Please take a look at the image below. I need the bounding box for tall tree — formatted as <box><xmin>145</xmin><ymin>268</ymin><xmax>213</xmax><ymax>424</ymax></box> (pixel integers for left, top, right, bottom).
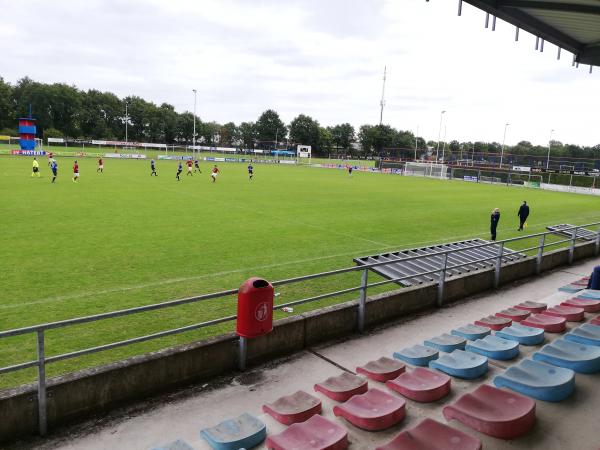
<box><xmin>289</xmin><ymin>114</ymin><xmax>320</xmax><ymax>149</ymax></box>
<box><xmin>329</xmin><ymin>123</ymin><xmax>355</xmax><ymax>152</ymax></box>
<box><xmin>255</xmin><ymin>109</ymin><xmax>286</xmax><ymax>148</ymax></box>
<box><xmin>0</xmin><ymin>77</ymin><xmax>14</xmax><ymax>131</ymax></box>
<box><xmin>238</xmin><ymin>121</ymin><xmax>257</xmax><ymax>149</ymax></box>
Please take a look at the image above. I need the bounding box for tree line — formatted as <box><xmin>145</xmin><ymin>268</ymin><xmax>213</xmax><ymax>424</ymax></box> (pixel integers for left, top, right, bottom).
<box><xmin>0</xmin><ymin>77</ymin><xmax>598</xmax><ymax>158</ymax></box>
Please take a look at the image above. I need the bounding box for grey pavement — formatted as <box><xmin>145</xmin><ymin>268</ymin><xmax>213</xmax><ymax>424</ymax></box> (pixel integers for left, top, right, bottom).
<box><xmin>11</xmin><ymin>258</ymin><xmax>600</xmax><ymax>450</ymax></box>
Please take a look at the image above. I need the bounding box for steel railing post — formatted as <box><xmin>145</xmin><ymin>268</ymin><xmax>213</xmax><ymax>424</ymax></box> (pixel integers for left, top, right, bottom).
<box><xmin>437</xmin><ymin>253</ymin><xmax>448</xmax><ymax>307</ymax></box>
<box><xmin>596</xmin><ymin>226</ymin><xmax>600</xmax><ymax>256</ymax></box>
<box><xmin>238</xmin><ymin>336</ymin><xmax>247</xmax><ymax>371</ymax></box>
<box><xmin>36</xmin><ymin>330</ymin><xmax>47</xmax><ymax>436</ymax></box>
<box><xmin>569</xmin><ymin>227</ymin><xmax>577</xmax><ymax>264</ymax></box>
<box><xmin>536</xmin><ymin>234</ymin><xmax>546</xmax><ymax>274</ymax></box>
<box><xmin>358</xmin><ymin>268</ymin><xmax>369</xmax><ymax>333</ymax></box>
<box><xmin>494</xmin><ymin>242</ymin><xmax>504</xmax><ymax>288</ymax></box>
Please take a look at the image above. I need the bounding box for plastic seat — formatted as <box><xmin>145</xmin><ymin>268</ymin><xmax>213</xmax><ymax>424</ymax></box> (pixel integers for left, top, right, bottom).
<box><xmin>493</xmin><ymin>359</ymin><xmax>575</xmax><ymax>402</ymax></box>
<box><xmin>542</xmin><ymin>305</ymin><xmax>585</xmax><ymax>322</ymax></box>
<box><xmin>266</xmin><ymin>414</ymin><xmax>348</xmax><ymax>450</ymax></box>
<box><xmin>465</xmin><ymin>335</ymin><xmax>520</xmax><ymax>360</ymax></box>
<box><xmin>262</xmin><ymin>390</ymin><xmax>322</xmax><ymax>425</ymax></box>
<box><xmin>393</xmin><ymin>345</ymin><xmax>438</xmax><ymax>366</ymax></box>
<box><xmin>200</xmin><ymin>413</ymin><xmax>266</xmax><ymax>450</ymax></box>
<box><xmin>375</xmin><ymin>418</ymin><xmax>482</xmax><ymax>450</ymax></box>
<box><xmin>151</xmin><ymin>440</ymin><xmax>195</xmax><ymax>450</ymax></box>
<box><xmin>496</xmin><ymin>308</ymin><xmax>530</xmax><ymax>322</ymax></box>
<box><xmin>514</xmin><ymin>301</ymin><xmax>547</xmax><ymax>314</ymax></box>
<box><xmin>386</xmin><ymin>367</ymin><xmax>451</xmax><ymax>402</ymax></box>
<box><xmin>495</xmin><ymin>323</ymin><xmax>545</xmax><ymax>346</ymax></box>
<box><xmin>572</xmin><ymin>277</ymin><xmax>590</xmax><ymax>286</ymax></box>
<box><xmin>451</xmin><ymin>324</ymin><xmax>491</xmax><ymax>341</ymax></box>
<box><xmin>591</xmin><ymin>317</ymin><xmax>600</xmax><ymax>326</ymax></box>
<box><xmin>443</xmin><ymin>384</ymin><xmax>536</xmax><ymax>439</ymax></box>
<box><xmin>333</xmin><ymin>388</ymin><xmax>406</xmax><ymax>431</ymax></box>
<box><xmin>424</xmin><ymin>333</ymin><xmax>466</xmax><ymax>353</ymax></box>
<box><xmin>475</xmin><ymin>315</ymin><xmax>511</xmax><ymax>331</ymax></box>
<box><xmin>429</xmin><ymin>349</ymin><xmax>488</xmax><ymax>379</ymax></box>
<box><xmin>356</xmin><ymin>357</ymin><xmax>406</xmax><ymax>382</ymax></box>
<box><xmin>562</xmin><ymin>297</ymin><xmax>600</xmax><ymax>313</ymax></box>
<box><xmin>559</xmin><ymin>284</ymin><xmax>585</xmax><ymax>293</ymax></box>
<box><xmin>533</xmin><ymin>339</ymin><xmax>600</xmax><ymax>373</ymax></box>
<box><xmin>314</xmin><ymin>372</ymin><xmax>368</xmax><ymax>402</ymax></box>
<box><xmin>565</xmin><ymin>323</ymin><xmax>600</xmax><ymax>346</ymax></box>
<box><xmin>521</xmin><ymin>313</ymin><xmax>567</xmax><ymax>333</ymax></box>
<box><xmin>578</xmin><ymin>290</ymin><xmax>600</xmax><ymax>300</ymax></box>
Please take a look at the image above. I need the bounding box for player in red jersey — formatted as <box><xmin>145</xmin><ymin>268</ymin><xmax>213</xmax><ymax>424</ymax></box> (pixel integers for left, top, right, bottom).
<box><xmin>186</xmin><ymin>159</ymin><xmax>194</xmax><ymax>176</ymax></box>
<box><xmin>211</xmin><ymin>165</ymin><xmax>220</xmax><ymax>183</ymax></box>
<box><xmin>97</xmin><ymin>158</ymin><xmax>104</xmax><ymax>173</ymax></box>
<box><xmin>73</xmin><ymin>160</ymin><xmax>80</xmax><ymax>182</ymax></box>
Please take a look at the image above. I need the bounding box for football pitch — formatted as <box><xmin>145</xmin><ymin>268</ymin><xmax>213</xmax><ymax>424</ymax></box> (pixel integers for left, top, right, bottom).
<box><xmin>1</xmin><ymin>153</ymin><xmax>600</xmax><ymax>388</ymax></box>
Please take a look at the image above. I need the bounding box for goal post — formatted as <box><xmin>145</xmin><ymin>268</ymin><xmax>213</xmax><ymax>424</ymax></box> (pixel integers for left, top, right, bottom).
<box><xmin>404</xmin><ymin>162</ymin><xmax>449</xmax><ymax>179</ymax></box>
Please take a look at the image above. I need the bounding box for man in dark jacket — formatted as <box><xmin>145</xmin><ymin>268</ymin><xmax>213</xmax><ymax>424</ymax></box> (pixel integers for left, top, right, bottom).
<box><xmin>491</xmin><ymin>208</ymin><xmax>500</xmax><ymax>241</ymax></box>
<box><xmin>517</xmin><ymin>201</ymin><xmax>530</xmax><ymax>231</ymax></box>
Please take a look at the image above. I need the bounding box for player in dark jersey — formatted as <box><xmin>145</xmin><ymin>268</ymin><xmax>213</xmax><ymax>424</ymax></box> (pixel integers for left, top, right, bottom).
<box><xmin>51</xmin><ymin>160</ymin><xmax>58</xmax><ymax>183</ymax></box>
<box><xmin>150</xmin><ymin>159</ymin><xmax>157</xmax><ymax>176</ymax></box>
<box><xmin>247</xmin><ymin>163</ymin><xmax>254</xmax><ymax>180</ymax></box>
<box><xmin>176</xmin><ymin>161</ymin><xmax>183</xmax><ymax>180</ymax></box>
<box><xmin>194</xmin><ymin>159</ymin><xmax>201</xmax><ymax>173</ymax></box>
<box><xmin>348</xmin><ymin>165</ymin><xmax>353</xmax><ymax>177</ymax></box>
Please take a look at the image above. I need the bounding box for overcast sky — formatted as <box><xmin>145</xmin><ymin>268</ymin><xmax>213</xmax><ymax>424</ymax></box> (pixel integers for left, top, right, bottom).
<box><xmin>1</xmin><ymin>0</ymin><xmax>598</xmax><ymax>146</ymax></box>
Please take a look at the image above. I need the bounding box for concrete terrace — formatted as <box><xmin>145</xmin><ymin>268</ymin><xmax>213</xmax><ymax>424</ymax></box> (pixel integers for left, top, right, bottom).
<box><xmin>10</xmin><ymin>258</ymin><xmax>600</xmax><ymax>450</ymax></box>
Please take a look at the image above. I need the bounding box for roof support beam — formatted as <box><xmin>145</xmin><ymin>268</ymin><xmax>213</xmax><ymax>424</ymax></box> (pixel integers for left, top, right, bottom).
<box><xmin>498</xmin><ymin>1</ymin><xmax>600</xmax><ymax>16</ymax></box>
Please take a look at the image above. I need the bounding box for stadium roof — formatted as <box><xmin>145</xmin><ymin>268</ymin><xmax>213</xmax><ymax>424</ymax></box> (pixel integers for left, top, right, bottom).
<box><xmin>460</xmin><ymin>0</ymin><xmax>600</xmax><ymax>67</ymax></box>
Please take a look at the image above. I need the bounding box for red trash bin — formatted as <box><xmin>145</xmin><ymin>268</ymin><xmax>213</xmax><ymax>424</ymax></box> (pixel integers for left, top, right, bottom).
<box><xmin>237</xmin><ymin>277</ymin><xmax>274</xmax><ymax>338</ymax></box>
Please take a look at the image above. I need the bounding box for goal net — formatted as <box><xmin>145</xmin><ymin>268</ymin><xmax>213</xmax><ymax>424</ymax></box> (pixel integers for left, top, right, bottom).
<box><xmin>480</xmin><ymin>176</ymin><xmax>501</xmax><ymax>184</ymax></box>
<box><xmin>404</xmin><ymin>162</ymin><xmax>449</xmax><ymax>179</ymax></box>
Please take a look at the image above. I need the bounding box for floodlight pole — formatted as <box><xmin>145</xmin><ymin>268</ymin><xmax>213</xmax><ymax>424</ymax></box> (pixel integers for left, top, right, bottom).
<box><xmin>125</xmin><ymin>102</ymin><xmax>128</xmax><ymax>144</ymax></box>
<box><xmin>500</xmin><ymin>123</ymin><xmax>509</xmax><ymax>167</ymax></box>
<box><xmin>414</xmin><ymin>125</ymin><xmax>419</xmax><ymax>161</ymax></box>
<box><xmin>436</xmin><ymin>110</ymin><xmax>446</xmax><ymax>162</ymax></box>
<box><xmin>192</xmin><ymin>89</ymin><xmax>197</xmax><ymax>159</ymax></box>
<box><xmin>546</xmin><ymin>129</ymin><xmax>555</xmax><ymax>169</ymax></box>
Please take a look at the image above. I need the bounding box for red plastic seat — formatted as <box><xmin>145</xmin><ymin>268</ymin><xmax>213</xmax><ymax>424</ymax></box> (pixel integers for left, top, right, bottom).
<box><xmin>262</xmin><ymin>390</ymin><xmax>322</xmax><ymax>425</ymax></box>
<box><xmin>314</xmin><ymin>372</ymin><xmax>368</xmax><ymax>402</ymax></box>
<box><xmin>521</xmin><ymin>313</ymin><xmax>566</xmax><ymax>332</ymax></box>
<box><xmin>356</xmin><ymin>357</ymin><xmax>406</xmax><ymax>382</ymax></box>
<box><xmin>495</xmin><ymin>308</ymin><xmax>530</xmax><ymax>322</ymax></box>
<box><xmin>375</xmin><ymin>418</ymin><xmax>482</xmax><ymax>450</ymax></box>
<box><xmin>562</xmin><ymin>297</ymin><xmax>600</xmax><ymax>313</ymax></box>
<box><xmin>591</xmin><ymin>317</ymin><xmax>600</xmax><ymax>326</ymax></box>
<box><xmin>333</xmin><ymin>388</ymin><xmax>406</xmax><ymax>431</ymax></box>
<box><xmin>572</xmin><ymin>277</ymin><xmax>590</xmax><ymax>286</ymax></box>
<box><xmin>514</xmin><ymin>301</ymin><xmax>547</xmax><ymax>314</ymax></box>
<box><xmin>475</xmin><ymin>316</ymin><xmax>511</xmax><ymax>331</ymax></box>
<box><xmin>386</xmin><ymin>367</ymin><xmax>451</xmax><ymax>402</ymax></box>
<box><xmin>443</xmin><ymin>384</ymin><xmax>536</xmax><ymax>439</ymax></box>
<box><xmin>542</xmin><ymin>305</ymin><xmax>585</xmax><ymax>322</ymax></box>
<box><xmin>266</xmin><ymin>414</ymin><xmax>348</xmax><ymax>450</ymax></box>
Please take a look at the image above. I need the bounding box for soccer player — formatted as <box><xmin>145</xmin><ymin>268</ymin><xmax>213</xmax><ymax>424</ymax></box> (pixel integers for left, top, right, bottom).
<box><xmin>51</xmin><ymin>159</ymin><xmax>58</xmax><ymax>183</ymax></box>
<box><xmin>97</xmin><ymin>158</ymin><xmax>104</xmax><ymax>173</ymax></box>
<box><xmin>31</xmin><ymin>157</ymin><xmax>40</xmax><ymax>177</ymax></box>
<box><xmin>348</xmin><ymin>165</ymin><xmax>353</xmax><ymax>177</ymax></box>
<box><xmin>186</xmin><ymin>159</ymin><xmax>194</xmax><ymax>176</ymax></box>
<box><xmin>176</xmin><ymin>161</ymin><xmax>183</xmax><ymax>181</ymax></box>
<box><xmin>150</xmin><ymin>159</ymin><xmax>157</xmax><ymax>176</ymax></box>
<box><xmin>73</xmin><ymin>160</ymin><xmax>80</xmax><ymax>182</ymax></box>
<box><xmin>194</xmin><ymin>159</ymin><xmax>201</xmax><ymax>173</ymax></box>
<box><xmin>211</xmin><ymin>165</ymin><xmax>220</xmax><ymax>182</ymax></box>
<box><xmin>247</xmin><ymin>163</ymin><xmax>254</xmax><ymax>180</ymax></box>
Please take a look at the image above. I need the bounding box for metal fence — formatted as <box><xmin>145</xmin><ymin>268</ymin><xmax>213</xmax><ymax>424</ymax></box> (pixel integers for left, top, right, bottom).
<box><xmin>1</xmin><ymin>223</ymin><xmax>599</xmax><ymax>435</ymax></box>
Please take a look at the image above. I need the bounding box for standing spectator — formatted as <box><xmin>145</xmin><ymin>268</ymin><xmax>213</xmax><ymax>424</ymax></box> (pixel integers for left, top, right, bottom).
<box><xmin>490</xmin><ymin>208</ymin><xmax>501</xmax><ymax>241</ymax></box>
<box><xmin>517</xmin><ymin>201</ymin><xmax>530</xmax><ymax>231</ymax></box>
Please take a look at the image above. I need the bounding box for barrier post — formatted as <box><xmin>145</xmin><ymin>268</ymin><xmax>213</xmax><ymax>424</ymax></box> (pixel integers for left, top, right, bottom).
<box><xmin>569</xmin><ymin>227</ymin><xmax>577</xmax><ymax>264</ymax></box>
<box><xmin>596</xmin><ymin>226</ymin><xmax>600</xmax><ymax>256</ymax></box>
<box><xmin>437</xmin><ymin>253</ymin><xmax>448</xmax><ymax>307</ymax></box>
<box><xmin>494</xmin><ymin>242</ymin><xmax>504</xmax><ymax>288</ymax></box>
<box><xmin>36</xmin><ymin>330</ymin><xmax>47</xmax><ymax>435</ymax></box>
<box><xmin>238</xmin><ymin>336</ymin><xmax>247</xmax><ymax>371</ymax></box>
<box><xmin>536</xmin><ymin>234</ymin><xmax>545</xmax><ymax>274</ymax></box>
<box><xmin>358</xmin><ymin>268</ymin><xmax>368</xmax><ymax>333</ymax></box>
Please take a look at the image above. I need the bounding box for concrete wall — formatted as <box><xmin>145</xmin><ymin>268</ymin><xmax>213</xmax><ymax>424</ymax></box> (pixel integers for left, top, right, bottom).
<box><xmin>1</xmin><ymin>241</ymin><xmax>597</xmax><ymax>443</ymax></box>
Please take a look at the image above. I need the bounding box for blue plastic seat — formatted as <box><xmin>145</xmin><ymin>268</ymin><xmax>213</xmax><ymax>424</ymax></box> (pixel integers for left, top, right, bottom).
<box><xmin>200</xmin><ymin>413</ymin><xmax>266</xmax><ymax>450</ymax></box>
<box><xmin>558</xmin><ymin>285</ymin><xmax>584</xmax><ymax>293</ymax></box>
<box><xmin>424</xmin><ymin>333</ymin><xmax>466</xmax><ymax>353</ymax></box>
<box><xmin>451</xmin><ymin>324</ymin><xmax>491</xmax><ymax>341</ymax></box>
<box><xmin>533</xmin><ymin>339</ymin><xmax>600</xmax><ymax>374</ymax></box>
<box><xmin>394</xmin><ymin>345</ymin><xmax>439</xmax><ymax>366</ymax></box>
<box><xmin>151</xmin><ymin>440</ymin><xmax>195</xmax><ymax>450</ymax></box>
<box><xmin>495</xmin><ymin>323</ymin><xmax>545</xmax><ymax>346</ymax></box>
<box><xmin>578</xmin><ymin>290</ymin><xmax>600</xmax><ymax>300</ymax></box>
<box><xmin>493</xmin><ymin>359</ymin><xmax>575</xmax><ymax>402</ymax></box>
<box><xmin>565</xmin><ymin>323</ymin><xmax>600</xmax><ymax>346</ymax></box>
<box><xmin>466</xmin><ymin>335</ymin><xmax>520</xmax><ymax>360</ymax></box>
<box><xmin>429</xmin><ymin>349</ymin><xmax>488</xmax><ymax>379</ymax></box>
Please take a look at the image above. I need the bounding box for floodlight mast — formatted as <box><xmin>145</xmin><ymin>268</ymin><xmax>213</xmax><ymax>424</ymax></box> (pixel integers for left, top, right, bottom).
<box><xmin>379</xmin><ymin>66</ymin><xmax>386</xmax><ymax>126</ymax></box>
<box><xmin>193</xmin><ymin>89</ymin><xmax>197</xmax><ymax>159</ymax></box>
<box><xmin>125</xmin><ymin>101</ymin><xmax>128</xmax><ymax>144</ymax></box>
<box><xmin>500</xmin><ymin>123</ymin><xmax>510</xmax><ymax>167</ymax></box>
<box><xmin>436</xmin><ymin>110</ymin><xmax>446</xmax><ymax>161</ymax></box>
<box><xmin>546</xmin><ymin>129</ymin><xmax>555</xmax><ymax>169</ymax></box>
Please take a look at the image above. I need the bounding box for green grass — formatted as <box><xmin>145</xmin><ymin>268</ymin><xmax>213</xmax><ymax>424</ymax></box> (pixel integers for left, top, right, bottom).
<box><xmin>1</xmin><ymin>151</ymin><xmax>599</xmax><ymax>389</ymax></box>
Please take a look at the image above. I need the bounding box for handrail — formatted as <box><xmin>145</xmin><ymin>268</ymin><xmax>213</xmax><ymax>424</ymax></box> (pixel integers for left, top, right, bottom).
<box><xmin>1</xmin><ymin>221</ymin><xmax>599</xmax><ymax>435</ymax></box>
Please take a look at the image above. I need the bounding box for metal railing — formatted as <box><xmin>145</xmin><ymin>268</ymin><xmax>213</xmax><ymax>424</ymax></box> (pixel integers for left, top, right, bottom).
<box><xmin>1</xmin><ymin>223</ymin><xmax>600</xmax><ymax>435</ymax></box>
